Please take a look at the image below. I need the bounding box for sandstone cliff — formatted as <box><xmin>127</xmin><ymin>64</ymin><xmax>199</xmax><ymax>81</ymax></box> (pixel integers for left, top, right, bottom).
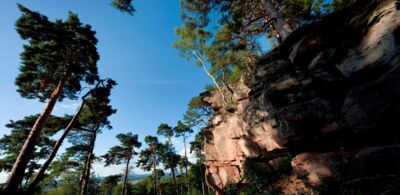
<box><xmin>202</xmin><ymin>0</ymin><xmax>400</xmax><ymax>194</ymax></box>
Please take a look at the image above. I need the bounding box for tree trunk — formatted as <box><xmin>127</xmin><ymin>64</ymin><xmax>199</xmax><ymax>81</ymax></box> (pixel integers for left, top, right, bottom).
<box><xmin>170</xmin><ymin>165</ymin><xmax>178</xmax><ymax>193</ymax></box>
<box><xmin>80</xmin><ymin>124</ymin><xmax>99</xmax><ymax>195</ymax></box>
<box><xmin>27</xmin><ymin>96</ymin><xmax>88</xmax><ymax>194</ymax></box>
<box><xmin>166</xmin><ymin>137</ymin><xmax>178</xmax><ymax>194</ymax></box>
<box><xmin>261</xmin><ymin>0</ymin><xmax>293</xmax><ymax>42</ymax></box>
<box><xmin>2</xmin><ymin>73</ymin><xmax>69</xmax><ymax>194</ymax></box>
<box><xmin>191</xmin><ymin>49</ymin><xmax>227</xmax><ymax>105</ymax></box>
<box><xmin>183</xmin><ymin>134</ymin><xmax>189</xmax><ymax>192</ymax></box>
<box><xmin>152</xmin><ymin>146</ymin><xmax>157</xmax><ymax>195</ymax></box>
<box><xmin>78</xmin><ymin>156</ymin><xmax>89</xmax><ymax>193</ymax></box>
<box><xmin>171</xmin><ymin>166</ymin><xmax>178</xmax><ymax>190</ymax></box>
<box><xmin>121</xmin><ymin>156</ymin><xmax>131</xmax><ymax>195</ymax></box>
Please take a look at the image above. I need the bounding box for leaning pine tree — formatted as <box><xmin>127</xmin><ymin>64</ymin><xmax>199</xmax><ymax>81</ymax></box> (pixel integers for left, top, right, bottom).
<box><xmin>77</xmin><ymin>80</ymin><xmax>117</xmax><ymax>195</ymax></box>
<box><xmin>3</xmin><ymin>5</ymin><xmax>99</xmax><ymax>194</ymax></box>
<box><xmin>26</xmin><ymin>79</ymin><xmax>115</xmax><ymax>194</ymax></box>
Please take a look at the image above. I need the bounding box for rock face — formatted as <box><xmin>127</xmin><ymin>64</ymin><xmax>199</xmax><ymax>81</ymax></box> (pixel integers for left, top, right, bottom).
<box><xmin>202</xmin><ymin>0</ymin><xmax>400</xmax><ymax>193</ymax></box>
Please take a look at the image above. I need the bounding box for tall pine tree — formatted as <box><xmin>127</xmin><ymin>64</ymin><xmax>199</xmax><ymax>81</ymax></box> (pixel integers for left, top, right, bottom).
<box><xmin>3</xmin><ymin>5</ymin><xmax>99</xmax><ymax>193</ymax></box>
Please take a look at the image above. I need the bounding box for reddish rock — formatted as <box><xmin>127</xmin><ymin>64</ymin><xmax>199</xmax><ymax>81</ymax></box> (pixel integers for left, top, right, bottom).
<box><xmin>291</xmin><ymin>153</ymin><xmax>332</xmax><ymax>185</ymax></box>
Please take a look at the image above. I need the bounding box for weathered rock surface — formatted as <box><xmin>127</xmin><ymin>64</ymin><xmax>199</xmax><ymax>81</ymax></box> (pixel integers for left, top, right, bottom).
<box><xmin>202</xmin><ymin>0</ymin><xmax>400</xmax><ymax>193</ymax></box>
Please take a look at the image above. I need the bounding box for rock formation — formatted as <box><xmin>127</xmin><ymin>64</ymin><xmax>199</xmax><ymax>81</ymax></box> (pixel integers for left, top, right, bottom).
<box><xmin>202</xmin><ymin>0</ymin><xmax>400</xmax><ymax>194</ymax></box>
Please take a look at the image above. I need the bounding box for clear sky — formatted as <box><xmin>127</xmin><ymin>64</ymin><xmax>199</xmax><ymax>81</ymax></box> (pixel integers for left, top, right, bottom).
<box><xmin>0</xmin><ymin>0</ymin><xmax>209</xmax><ymax>181</ymax></box>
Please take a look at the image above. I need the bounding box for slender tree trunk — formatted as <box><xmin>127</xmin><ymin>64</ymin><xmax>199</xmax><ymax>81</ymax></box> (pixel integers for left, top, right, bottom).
<box><xmin>78</xmin><ymin>156</ymin><xmax>89</xmax><ymax>193</ymax></box>
<box><xmin>166</xmin><ymin>137</ymin><xmax>178</xmax><ymax>194</ymax></box>
<box><xmin>170</xmin><ymin>165</ymin><xmax>178</xmax><ymax>193</ymax></box>
<box><xmin>261</xmin><ymin>0</ymin><xmax>293</xmax><ymax>42</ymax></box>
<box><xmin>191</xmin><ymin>50</ymin><xmax>227</xmax><ymax>104</ymax></box>
<box><xmin>2</xmin><ymin>73</ymin><xmax>69</xmax><ymax>194</ymax></box>
<box><xmin>170</xmin><ymin>166</ymin><xmax>179</xmax><ymax>193</ymax></box>
<box><xmin>27</xmin><ymin>97</ymin><xmax>88</xmax><ymax>194</ymax></box>
<box><xmin>80</xmin><ymin>124</ymin><xmax>99</xmax><ymax>195</ymax></box>
<box><xmin>152</xmin><ymin>146</ymin><xmax>157</xmax><ymax>195</ymax></box>
<box><xmin>171</xmin><ymin>166</ymin><xmax>176</xmax><ymax>185</ymax></box>
<box><xmin>182</xmin><ymin>133</ymin><xmax>190</xmax><ymax>192</ymax></box>
<box><xmin>178</xmin><ymin>167</ymin><xmax>183</xmax><ymax>195</ymax></box>
<box><xmin>121</xmin><ymin>156</ymin><xmax>131</xmax><ymax>195</ymax></box>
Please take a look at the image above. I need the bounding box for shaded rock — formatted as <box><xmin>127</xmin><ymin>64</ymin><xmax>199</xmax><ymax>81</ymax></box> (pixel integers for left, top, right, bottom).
<box><xmin>202</xmin><ymin>0</ymin><xmax>400</xmax><ymax>192</ymax></box>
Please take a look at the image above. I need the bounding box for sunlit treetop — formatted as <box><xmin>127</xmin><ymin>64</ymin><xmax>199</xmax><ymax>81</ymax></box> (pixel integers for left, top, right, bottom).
<box><xmin>15</xmin><ymin>4</ymin><xmax>99</xmax><ymax>102</ymax></box>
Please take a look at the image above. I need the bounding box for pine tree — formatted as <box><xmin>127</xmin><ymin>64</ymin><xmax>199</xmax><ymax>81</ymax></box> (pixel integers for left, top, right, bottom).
<box><xmin>184</xmin><ymin>96</ymin><xmax>213</xmax><ymax>128</ymax></box>
<box><xmin>100</xmin><ymin>175</ymin><xmax>121</xmax><ymax>195</ymax></box>
<box><xmin>102</xmin><ymin>133</ymin><xmax>142</xmax><ymax>195</ymax></box>
<box><xmin>157</xmin><ymin>123</ymin><xmax>179</xmax><ymax>190</ymax></box>
<box><xmin>137</xmin><ymin>136</ymin><xmax>162</xmax><ymax>195</ymax></box>
<box><xmin>3</xmin><ymin>5</ymin><xmax>100</xmax><ymax>193</ymax></box>
<box><xmin>77</xmin><ymin>81</ymin><xmax>117</xmax><ymax>195</ymax></box>
<box><xmin>173</xmin><ymin>120</ymin><xmax>193</xmax><ymax>191</ymax></box>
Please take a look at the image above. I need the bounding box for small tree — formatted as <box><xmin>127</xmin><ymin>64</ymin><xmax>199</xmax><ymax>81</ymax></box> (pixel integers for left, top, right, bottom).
<box><xmin>102</xmin><ymin>133</ymin><xmax>142</xmax><ymax>195</ymax></box>
<box><xmin>157</xmin><ymin>123</ymin><xmax>179</xmax><ymax>189</ymax></box>
<box><xmin>173</xmin><ymin>121</ymin><xmax>193</xmax><ymax>191</ymax></box>
<box><xmin>100</xmin><ymin>174</ymin><xmax>121</xmax><ymax>195</ymax></box>
<box><xmin>4</xmin><ymin>5</ymin><xmax>100</xmax><ymax>193</ymax></box>
<box><xmin>136</xmin><ymin>136</ymin><xmax>162</xmax><ymax>195</ymax></box>
<box><xmin>158</xmin><ymin>143</ymin><xmax>181</xmax><ymax>194</ymax></box>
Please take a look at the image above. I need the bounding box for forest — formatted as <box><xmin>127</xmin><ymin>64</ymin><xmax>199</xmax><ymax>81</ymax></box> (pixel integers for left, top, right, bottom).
<box><xmin>2</xmin><ymin>0</ymin><xmax>400</xmax><ymax>194</ymax></box>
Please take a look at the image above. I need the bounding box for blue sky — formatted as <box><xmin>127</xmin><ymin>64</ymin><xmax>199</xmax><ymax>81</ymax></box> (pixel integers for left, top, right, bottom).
<box><xmin>0</xmin><ymin>0</ymin><xmax>210</xmax><ymax>181</ymax></box>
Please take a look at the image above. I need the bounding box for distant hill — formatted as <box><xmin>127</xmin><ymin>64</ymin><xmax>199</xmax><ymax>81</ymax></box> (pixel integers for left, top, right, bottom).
<box><xmin>97</xmin><ymin>173</ymin><xmax>149</xmax><ymax>184</ymax></box>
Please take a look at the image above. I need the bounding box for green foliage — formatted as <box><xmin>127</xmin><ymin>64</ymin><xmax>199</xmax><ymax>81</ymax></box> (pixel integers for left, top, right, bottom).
<box><xmin>111</xmin><ymin>183</ymin><xmax>133</xmax><ymax>195</ymax></box>
<box><xmin>188</xmin><ymin>162</ymin><xmax>206</xmax><ymax>190</ymax></box>
<box><xmin>157</xmin><ymin>123</ymin><xmax>174</xmax><ymax>140</ymax></box>
<box><xmin>274</xmin><ymin>155</ymin><xmax>293</xmax><ymax>176</ymax></box>
<box><xmin>184</xmin><ymin>96</ymin><xmax>212</xmax><ymax>129</ymax></box>
<box><xmin>99</xmin><ymin>174</ymin><xmax>121</xmax><ymax>195</ymax></box>
<box><xmin>137</xmin><ymin>136</ymin><xmax>162</xmax><ymax>172</ymax></box>
<box><xmin>241</xmin><ymin>158</ymin><xmax>271</xmax><ymax>194</ymax></box>
<box><xmin>329</xmin><ymin>0</ymin><xmax>357</xmax><ymax>11</ymax></box>
<box><xmin>77</xmin><ymin>79</ymin><xmax>117</xmax><ymax>131</ymax></box>
<box><xmin>174</xmin><ymin>120</ymin><xmax>193</xmax><ymax>138</ymax></box>
<box><xmin>102</xmin><ymin>132</ymin><xmax>141</xmax><ymax>166</ymax></box>
<box><xmin>131</xmin><ymin>175</ymin><xmax>155</xmax><ymax>195</ymax></box>
<box><xmin>223</xmin><ymin>180</ymin><xmax>240</xmax><ymax>195</ymax></box>
<box><xmin>111</xmin><ymin>0</ymin><xmax>135</xmax><ymax>14</ymax></box>
<box><xmin>176</xmin><ymin>0</ymin><xmax>357</xmax><ymax>88</ymax></box>
<box><xmin>159</xmin><ymin>144</ymin><xmax>181</xmax><ymax>174</ymax></box>
<box><xmin>45</xmin><ymin>171</ymin><xmax>99</xmax><ymax>195</ymax></box>
<box><xmin>190</xmin><ymin>133</ymin><xmax>205</xmax><ymax>161</ymax></box>
<box><xmin>174</xmin><ymin>21</ymin><xmax>210</xmax><ymax>63</ymax></box>
<box><xmin>15</xmin><ymin>4</ymin><xmax>99</xmax><ymax>102</ymax></box>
